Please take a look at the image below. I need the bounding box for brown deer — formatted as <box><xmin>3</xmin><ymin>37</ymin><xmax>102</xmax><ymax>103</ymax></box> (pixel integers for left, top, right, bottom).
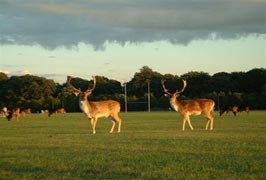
<box><xmin>220</xmin><ymin>105</ymin><xmax>249</xmax><ymax>116</ymax></box>
<box><xmin>162</xmin><ymin>80</ymin><xmax>215</xmax><ymax>131</ymax></box>
<box><xmin>20</xmin><ymin>108</ymin><xmax>31</xmax><ymax>117</ymax></box>
<box><xmin>67</xmin><ymin>76</ymin><xmax>122</xmax><ymax>134</ymax></box>
<box><xmin>6</xmin><ymin>107</ymin><xmax>20</xmax><ymax>121</ymax></box>
<box><xmin>48</xmin><ymin>107</ymin><xmax>66</xmax><ymax>117</ymax></box>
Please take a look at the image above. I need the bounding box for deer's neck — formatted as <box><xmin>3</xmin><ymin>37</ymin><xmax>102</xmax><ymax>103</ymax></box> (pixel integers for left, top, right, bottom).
<box><xmin>79</xmin><ymin>98</ymin><xmax>91</xmax><ymax>116</ymax></box>
<box><xmin>170</xmin><ymin>98</ymin><xmax>180</xmax><ymax>112</ymax></box>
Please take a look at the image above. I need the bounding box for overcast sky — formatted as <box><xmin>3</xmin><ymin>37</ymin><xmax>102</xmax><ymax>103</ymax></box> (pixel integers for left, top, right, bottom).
<box><xmin>0</xmin><ymin>0</ymin><xmax>265</xmax><ymax>83</ymax></box>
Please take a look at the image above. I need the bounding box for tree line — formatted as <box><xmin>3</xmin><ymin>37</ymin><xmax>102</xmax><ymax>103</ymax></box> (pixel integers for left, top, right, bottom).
<box><xmin>0</xmin><ymin>66</ymin><xmax>265</xmax><ymax>112</ymax></box>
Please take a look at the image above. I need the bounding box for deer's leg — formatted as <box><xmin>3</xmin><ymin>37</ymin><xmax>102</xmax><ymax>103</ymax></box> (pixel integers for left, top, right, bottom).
<box><xmin>205</xmin><ymin>119</ymin><xmax>210</xmax><ymax>130</ymax></box>
<box><xmin>210</xmin><ymin>117</ymin><xmax>214</xmax><ymax>130</ymax></box>
<box><xmin>92</xmin><ymin>118</ymin><xmax>98</xmax><ymax>134</ymax></box>
<box><xmin>187</xmin><ymin>116</ymin><xmax>194</xmax><ymax>130</ymax></box>
<box><xmin>110</xmin><ymin>119</ymin><xmax>116</xmax><ymax>133</ymax></box>
<box><xmin>90</xmin><ymin>118</ymin><xmax>93</xmax><ymax>128</ymax></box>
<box><xmin>205</xmin><ymin>113</ymin><xmax>214</xmax><ymax>130</ymax></box>
<box><xmin>116</xmin><ymin>115</ymin><xmax>122</xmax><ymax>133</ymax></box>
<box><xmin>117</xmin><ymin>119</ymin><xmax>121</xmax><ymax>133</ymax></box>
<box><xmin>111</xmin><ymin>114</ymin><xmax>122</xmax><ymax>133</ymax></box>
<box><xmin>182</xmin><ymin>115</ymin><xmax>187</xmax><ymax>131</ymax></box>
<box><xmin>88</xmin><ymin>115</ymin><xmax>95</xmax><ymax>133</ymax></box>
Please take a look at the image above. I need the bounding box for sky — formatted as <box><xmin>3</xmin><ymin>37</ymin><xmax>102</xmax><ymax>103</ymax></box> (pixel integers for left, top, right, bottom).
<box><xmin>0</xmin><ymin>0</ymin><xmax>265</xmax><ymax>84</ymax></box>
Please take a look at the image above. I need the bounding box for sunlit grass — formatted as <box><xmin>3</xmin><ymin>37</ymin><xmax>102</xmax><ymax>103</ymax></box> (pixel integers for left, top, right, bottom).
<box><xmin>0</xmin><ymin>111</ymin><xmax>265</xmax><ymax>179</ymax></box>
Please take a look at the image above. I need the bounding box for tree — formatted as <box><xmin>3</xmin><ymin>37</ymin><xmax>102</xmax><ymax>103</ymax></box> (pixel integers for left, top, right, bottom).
<box><xmin>230</xmin><ymin>72</ymin><xmax>246</xmax><ymax>92</ymax></box>
<box><xmin>243</xmin><ymin>68</ymin><xmax>266</xmax><ymax>93</ymax></box>
<box><xmin>126</xmin><ymin>66</ymin><xmax>164</xmax><ymax>110</ymax></box>
<box><xmin>210</xmin><ymin>72</ymin><xmax>233</xmax><ymax>93</ymax></box>
<box><xmin>181</xmin><ymin>71</ymin><xmax>211</xmax><ymax>98</ymax></box>
<box><xmin>0</xmin><ymin>72</ymin><xmax>8</xmax><ymax>81</ymax></box>
<box><xmin>1</xmin><ymin>67</ymin><xmax>266</xmax><ymax>111</ymax></box>
<box><xmin>92</xmin><ymin>76</ymin><xmax>122</xmax><ymax>96</ymax></box>
<box><xmin>0</xmin><ymin>72</ymin><xmax>8</xmax><ymax>107</ymax></box>
<box><xmin>128</xmin><ymin>66</ymin><xmax>163</xmax><ymax>96</ymax></box>
<box><xmin>1</xmin><ymin>75</ymin><xmax>57</xmax><ymax>111</ymax></box>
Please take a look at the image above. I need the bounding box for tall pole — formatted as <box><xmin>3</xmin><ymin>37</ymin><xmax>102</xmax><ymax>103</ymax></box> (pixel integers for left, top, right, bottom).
<box><xmin>147</xmin><ymin>80</ymin><xmax>150</xmax><ymax>112</ymax></box>
<box><xmin>124</xmin><ymin>83</ymin><xmax>127</xmax><ymax>112</ymax></box>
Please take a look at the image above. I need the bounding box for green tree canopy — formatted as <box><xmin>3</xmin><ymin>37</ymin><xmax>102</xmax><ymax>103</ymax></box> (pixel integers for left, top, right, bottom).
<box><xmin>0</xmin><ymin>67</ymin><xmax>266</xmax><ymax>111</ymax></box>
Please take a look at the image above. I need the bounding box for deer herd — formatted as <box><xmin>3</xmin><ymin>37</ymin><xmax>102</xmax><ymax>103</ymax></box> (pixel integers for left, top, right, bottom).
<box><xmin>1</xmin><ymin>75</ymin><xmax>250</xmax><ymax>134</ymax></box>
<box><xmin>1</xmin><ymin>107</ymin><xmax>32</xmax><ymax>121</ymax></box>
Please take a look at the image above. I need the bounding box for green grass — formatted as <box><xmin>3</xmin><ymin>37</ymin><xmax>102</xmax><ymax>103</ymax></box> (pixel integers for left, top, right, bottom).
<box><xmin>0</xmin><ymin>111</ymin><xmax>265</xmax><ymax>179</ymax></box>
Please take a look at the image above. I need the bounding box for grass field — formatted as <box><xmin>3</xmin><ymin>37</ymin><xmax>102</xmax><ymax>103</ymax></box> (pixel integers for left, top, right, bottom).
<box><xmin>0</xmin><ymin>111</ymin><xmax>265</xmax><ymax>179</ymax></box>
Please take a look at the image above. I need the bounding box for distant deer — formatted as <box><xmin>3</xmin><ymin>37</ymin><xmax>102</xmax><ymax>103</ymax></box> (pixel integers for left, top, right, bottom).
<box><xmin>162</xmin><ymin>80</ymin><xmax>215</xmax><ymax>131</ymax></box>
<box><xmin>67</xmin><ymin>76</ymin><xmax>122</xmax><ymax>134</ymax></box>
<box><xmin>1</xmin><ymin>107</ymin><xmax>8</xmax><ymax>118</ymax></box>
<box><xmin>20</xmin><ymin>108</ymin><xmax>31</xmax><ymax>117</ymax></box>
<box><xmin>220</xmin><ymin>105</ymin><xmax>249</xmax><ymax>116</ymax></box>
<box><xmin>48</xmin><ymin>107</ymin><xmax>66</xmax><ymax>117</ymax></box>
<box><xmin>6</xmin><ymin>107</ymin><xmax>20</xmax><ymax>121</ymax></box>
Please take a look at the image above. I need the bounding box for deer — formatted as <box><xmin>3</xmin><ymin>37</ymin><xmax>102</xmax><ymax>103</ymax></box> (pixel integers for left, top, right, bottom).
<box><xmin>162</xmin><ymin>79</ymin><xmax>215</xmax><ymax>131</ymax></box>
<box><xmin>220</xmin><ymin>105</ymin><xmax>249</xmax><ymax>116</ymax></box>
<box><xmin>48</xmin><ymin>107</ymin><xmax>66</xmax><ymax>117</ymax></box>
<box><xmin>20</xmin><ymin>108</ymin><xmax>31</xmax><ymax>117</ymax></box>
<box><xmin>5</xmin><ymin>107</ymin><xmax>20</xmax><ymax>121</ymax></box>
<box><xmin>1</xmin><ymin>107</ymin><xmax>8</xmax><ymax>118</ymax></box>
<box><xmin>219</xmin><ymin>105</ymin><xmax>238</xmax><ymax>116</ymax></box>
<box><xmin>67</xmin><ymin>76</ymin><xmax>122</xmax><ymax>134</ymax></box>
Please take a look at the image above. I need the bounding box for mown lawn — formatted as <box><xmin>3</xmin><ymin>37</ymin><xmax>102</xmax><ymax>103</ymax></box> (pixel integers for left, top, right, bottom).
<box><xmin>0</xmin><ymin>111</ymin><xmax>265</xmax><ymax>179</ymax></box>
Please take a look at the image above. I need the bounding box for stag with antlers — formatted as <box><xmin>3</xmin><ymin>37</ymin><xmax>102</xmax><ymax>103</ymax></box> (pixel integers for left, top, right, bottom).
<box><xmin>162</xmin><ymin>80</ymin><xmax>215</xmax><ymax>131</ymax></box>
<box><xmin>67</xmin><ymin>76</ymin><xmax>122</xmax><ymax>134</ymax></box>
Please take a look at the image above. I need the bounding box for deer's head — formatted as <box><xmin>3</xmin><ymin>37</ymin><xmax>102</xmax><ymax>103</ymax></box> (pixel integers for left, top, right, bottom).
<box><xmin>67</xmin><ymin>76</ymin><xmax>96</xmax><ymax>101</ymax></box>
<box><xmin>161</xmin><ymin>79</ymin><xmax>187</xmax><ymax>99</ymax></box>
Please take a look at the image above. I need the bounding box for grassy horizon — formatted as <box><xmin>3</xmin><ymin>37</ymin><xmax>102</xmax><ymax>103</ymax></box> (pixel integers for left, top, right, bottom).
<box><xmin>0</xmin><ymin>111</ymin><xmax>265</xmax><ymax>179</ymax></box>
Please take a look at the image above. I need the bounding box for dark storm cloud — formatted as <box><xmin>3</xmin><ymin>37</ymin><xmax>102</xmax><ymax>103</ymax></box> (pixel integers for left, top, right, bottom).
<box><xmin>0</xmin><ymin>0</ymin><xmax>265</xmax><ymax>49</ymax></box>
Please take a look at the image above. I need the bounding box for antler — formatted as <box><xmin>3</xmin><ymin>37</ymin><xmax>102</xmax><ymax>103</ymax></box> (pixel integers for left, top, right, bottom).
<box><xmin>67</xmin><ymin>76</ymin><xmax>81</xmax><ymax>92</ymax></box>
<box><xmin>176</xmin><ymin>80</ymin><xmax>187</xmax><ymax>94</ymax></box>
<box><xmin>161</xmin><ymin>80</ymin><xmax>171</xmax><ymax>95</ymax></box>
<box><xmin>85</xmin><ymin>76</ymin><xmax>96</xmax><ymax>93</ymax></box>
<box><xmin>162</xmin><ymin>79</ymin><xmax>187</xmax><ymax>95</ymax></box>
